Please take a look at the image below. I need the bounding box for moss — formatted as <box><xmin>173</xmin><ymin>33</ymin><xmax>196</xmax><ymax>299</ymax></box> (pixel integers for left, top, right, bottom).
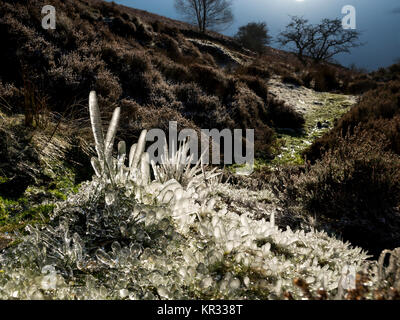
<box><xmin>27</xmin><ymin>164</ymin><xmax>81</xmax><ymax>201</ymax></box>
<box><xmin>0</xmin><ymin>195</ymin><xmax>54</xmax><ymax>233</ymax></box>
<box><xmin>0</xmin><ymin>176</ymin><xmax>9</xmax><ymax>184</ymax></box>
<box><xmin>0</xmin><ymin>162</ymin><xmax>80</xmax><ymax>233</ymax></box>
<box><xmin>47</xmin><ymin>170</ymin><xmax>80</xmax><ymax>200</ymax></box>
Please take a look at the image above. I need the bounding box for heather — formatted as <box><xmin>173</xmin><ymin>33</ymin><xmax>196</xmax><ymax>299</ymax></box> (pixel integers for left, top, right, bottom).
<box><xmin>0</xmin><ymin>0</ymin><xmax>306</xmax><ymax>160</ymax></box>
<box><xmin>1</xmin><ymin>0</ymin><xmax>400</xmax><ymax>301</ymax></box>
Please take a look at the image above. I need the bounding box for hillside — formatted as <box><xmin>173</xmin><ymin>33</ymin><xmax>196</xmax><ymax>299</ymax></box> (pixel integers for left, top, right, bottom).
<box><xmin>0</xmin><ymin>0</ymin><xmax>360</xmax><ymax>158</ymax></box>
<box><xmin>0</xmin><ymin>0</ymin><xmax>400</xmax><ymax>300</ymax></box>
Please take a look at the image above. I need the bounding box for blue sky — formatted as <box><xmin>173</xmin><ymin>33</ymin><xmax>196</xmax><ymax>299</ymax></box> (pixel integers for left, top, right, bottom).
<box><xmin>108</xmin><ymin>0</ymin><xmax>400</xmax><ymax>71</ymax></box>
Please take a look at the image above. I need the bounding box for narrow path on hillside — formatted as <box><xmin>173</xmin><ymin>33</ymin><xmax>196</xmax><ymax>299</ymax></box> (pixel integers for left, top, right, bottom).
<box><xmin>222</xmin><ymin>78</ymin><xmax>360</xmax><ymax>222</ymax></box>
<box><xmin>267</xmin><ymin>76</ymin><xmax>358</xmax><ymax>165</ymax></box>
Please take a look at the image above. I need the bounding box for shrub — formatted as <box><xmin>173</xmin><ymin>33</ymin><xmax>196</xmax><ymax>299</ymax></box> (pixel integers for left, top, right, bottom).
<box><xmin>200</xmin><ymin>52</ymin><xmax>217</xmax><ymax>68</ymax></box>
<box><xmin>237</xmin><ymin>75</ymin><xmax>269</xmax><ymax>102</ymax></box>
<box><xmin>96</xmin><ymin>0</ymin><xmax>121</xmax><ymax>17</ymax></box>
<box><xmin>300</xmin><ymin>72</ymin><xmax>314</xmax><ymax>88</ymax></box>
<box><xmin>80</xmin><ymin>7</ymin><xmax>101</xmax><ymax>23</ymax></box>
<box><xmin>118</xmin><ymin>98</ymin><xmax>197</xmax><ymax>145</ymax></box>
<box><xmin>312</xmin><ymin>65</ymin><xmax>340</xmax><ymax>92</ymax></box>
<box><xmin>151</xmin><ymin>20</ymin><xmax>165</xmax><ymax>33</ymax></box>
<box><xmin>124</xmin><ymin>68</ymin><xmax>168</xmax><ymax>104</ymax></box>
<box><xmin>94</xmin><ymin>68</ymin><xmax>122</xmax><ymax>102</ymax></box>
<box><xmin>181</xmin><ymin>41</ymin><xmax>202</xmax><ymax>59</ymax></box>
<box><xmin>282</xmin><ymin>73</ymin><xmax>303</xmax><ymax>86</ymax></box>
<box><xmin>304</xmin><ymin>80</ymin><xmax>400</xmax><ymax>162</ymax></box>
<box><xmin>0</xmin><ymin>14</ymin><xmax>56</xmax><ymax>83</ymax></box>
<box><xmin>296</xmin><ymin>64</ymin><xmax>344</xmax><ymax>92</ymax></box>
<box><xmin>234</xmin><ymin>22</ymin><xmax>272</xmax><ymax>54</ymax></box>
<box><xmin>254</xmin><ymin>125</ymin><xmax>276</xmax><ymax>158</ymax></box>
<box><xmin>51</xmin><ymin>13</ymin><xmax>79</xmax><ymax>49</ymax></box>
<box><xmin>275</xmin><ymin>131</ymin><xmax>400</xmax><ymax>257</ymax></box>
<box><xmin>132</xmin><ymin>17</ymin><xmax>153</xmax><ymax>42</ymax></box>
<box><xmin>389</xmin><ymin>63</ymin><xmax>400</xmax><ymax>75</ymax></box>
<box><xmin>0</xmin><ymin>81</ymin><xmax>23</xmax><ymax>113</ymax></box>
<box><xmin>231</xmin><ymin>85</ymin><xmax>275</xmax><ymax>156</ymax></box>
<box><xmin>268</xmin><ymin>62</ymin><xmax>291</xmax><ymax>77</ymax></box>
<box><xmin>266</xmin><ymin>98</ymin><xmax>305</xmax><ymax>129</ymax></box>
<box><xmin>231</xmin><ymin>85</ymin><xmax>267</xmax><ymax>127</ymax></box>
<box><xmin>47</xmin><ymin>52</ymin><xmax>103</xmax><ymax>109</ymax></box>
<box><xmin>100</xmin><ymin>45</ymin><xmax>149</xmax><ymax>75</ymax></box>
<box><xmin>124</xmin><ymin>50</ymin><xmax>152</xmax><ymax>74</ymax></box>
<box><xmin>188</xmin><ymin>64</ymin><xmax>231</xmax><ymax>97</ymax></box>
<box><xmin>151</xmin><ymin>55</ymin><xmax>190</xmax><ymax>83</ymax></box>
<box><xmin>347</xmin><ymin>79</ymin><xmax>378</xmax><ymax>94</ymax></box>
<box><xmin>155</xmin><ymin>34</ymin><xmax>182</xmax><ymax>61</ymax></box>
<box><xmin>371</xmin><ymin>63</ymin><xmax>400</xmax><ymax>82</ymax></box>
<box><xmin>161</xmin><ymin>25</ymin><xmax>180</xmax><ymax>38</ymax></box>
<box><xmin>109</xmin><ymin>16</ymin><xmax>137</xmax><ymax>37</ymax></box>
<box><xmin>147</xmin><ymin>78</ymin><xmax>181</xmax><ymax>109</ymax></box>
<box><xmin>244</xmin><ymin>64</ymin><xmax>271</xmax><ymax>79</ymax></box>
<box><xmin>100</xmin><ymin>49</ymin><xmax>158</xmax><ymax>102</ymax></box>
<box><xmin>174</xmin><ymin>82</ymin><xmax>226</xmax><ymax>127</ymax></box>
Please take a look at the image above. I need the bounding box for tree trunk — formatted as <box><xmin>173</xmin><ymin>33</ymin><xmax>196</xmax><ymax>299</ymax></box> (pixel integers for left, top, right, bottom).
<box><xmin>297</xmin><ymin>49</ymin><xmax>306</xmax><ymax>65</ymax></box>
<box><xmin>201</xmin><ymin>0</ymin><xmax>207</xmax><ymax>33</ymax></box>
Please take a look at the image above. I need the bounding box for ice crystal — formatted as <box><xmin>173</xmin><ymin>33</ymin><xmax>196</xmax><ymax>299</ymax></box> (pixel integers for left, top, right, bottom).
<box><xmin>0</xmin><ymin>91</ymin><xmax>392</xmax><ymax>300</ymax></box>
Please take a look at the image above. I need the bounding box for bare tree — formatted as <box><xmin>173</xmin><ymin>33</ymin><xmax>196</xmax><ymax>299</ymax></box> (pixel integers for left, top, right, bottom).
<box><xmin>174</xmin><ymin>0</ymin><xmax>234</xmax><ymax>33</ymax></box>
<box><xmin>308</xmin><ymin>18</ymin><xmax>363</xmax><ymax>62</ymax></box>
<box><xmin>277</xmin><ymin>17</ymin><xmax>316</xmax><ymax>63</ymax></box>
<box><xmin>234</xmin><ymin>22</ymin><xmax>272</xmax><ymax>54</ymax></box>
<box><xmin>278</xmin><ymin>16</ymin><xmax>363</xmax><ymax>64</ymax></box>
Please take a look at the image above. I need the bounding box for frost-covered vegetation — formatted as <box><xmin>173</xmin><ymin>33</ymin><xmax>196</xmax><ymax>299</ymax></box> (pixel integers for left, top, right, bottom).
<box><xmin>1</xmin><ymin>0</ymin><xmax>400</xmax><ymax>301</ymax></box>
<box><xmin>0</xmin><ymin>91</ymin><xmax>398</xmax><ymax>300</ymax></box>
